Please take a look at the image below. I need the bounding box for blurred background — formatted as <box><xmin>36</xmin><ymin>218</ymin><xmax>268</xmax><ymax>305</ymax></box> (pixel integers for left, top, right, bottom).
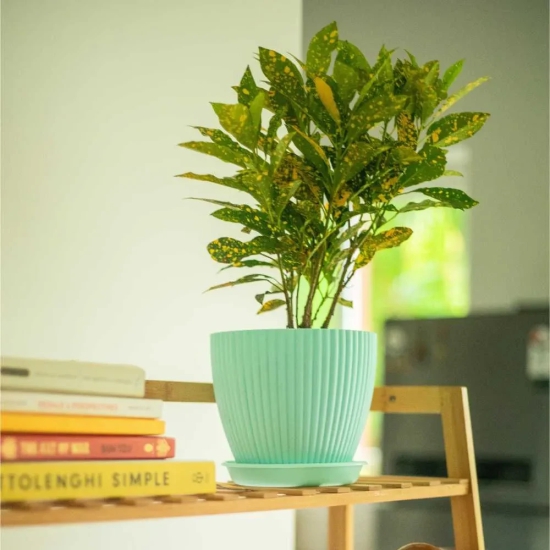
<box><xmin>2</xmin><ymin>0</ymin><xmax>548</xmax><ymax>549</ymax></box>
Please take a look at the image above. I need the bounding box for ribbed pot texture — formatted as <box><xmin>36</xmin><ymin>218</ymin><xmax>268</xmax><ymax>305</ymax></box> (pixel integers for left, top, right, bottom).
<box><xmin>211</xmin><ymin>329</ymin><xmax>377</xmax><ymax>464</ymax></box>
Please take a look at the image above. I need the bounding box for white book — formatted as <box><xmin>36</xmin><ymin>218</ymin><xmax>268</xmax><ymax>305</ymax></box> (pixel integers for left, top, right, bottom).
<box><xmin>1</xmin><ymin>357</ymin><xmax>146</xmax><ymax>398</ymax></box>
<box><xmin>0</xmin><ymin>390</ymin><xmax>162</xmax><ymax>419</ymax></box>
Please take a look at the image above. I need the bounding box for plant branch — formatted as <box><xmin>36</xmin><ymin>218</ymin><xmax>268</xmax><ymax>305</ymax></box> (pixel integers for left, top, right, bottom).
<box><xmin>276</xmin><ymin>253</ymin><xmax>294</xmax><ymax>328</ymax></box>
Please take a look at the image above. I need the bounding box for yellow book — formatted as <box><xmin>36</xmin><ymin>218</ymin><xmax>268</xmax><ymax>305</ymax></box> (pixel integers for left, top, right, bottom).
<box><xmin>0</xmin><ymin>461</ymin><xmax>215</xmax><ymax>502</ymax></box>
<box><xmin>0</xmin><ymin>413</ymin><xmax>165</xmax><ymax>435</ymax></box>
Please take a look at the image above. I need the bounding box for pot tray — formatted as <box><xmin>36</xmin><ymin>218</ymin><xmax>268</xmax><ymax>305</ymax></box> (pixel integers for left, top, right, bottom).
<box><xmin>223</xmin><ymin>461</ymin><xmax>365</xmax><ymax>487</ymax></box>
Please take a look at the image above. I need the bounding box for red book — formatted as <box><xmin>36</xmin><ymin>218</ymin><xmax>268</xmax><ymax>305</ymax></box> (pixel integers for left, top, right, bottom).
<box><xmin>0</xmin><ymin>434</ymin><xmax>176</xmax><ymax>462</ymax></box>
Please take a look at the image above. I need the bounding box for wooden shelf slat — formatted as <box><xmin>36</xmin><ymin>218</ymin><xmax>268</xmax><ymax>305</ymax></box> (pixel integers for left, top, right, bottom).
<box><xmin>143</xmin><ymin>381</ymin><xmax>455</xmax><ymax>414</ymax></box>
<box><xmin>0</xmin><ymin>479</ymin><xmax>469</xmax><ymax>527</ymax></box>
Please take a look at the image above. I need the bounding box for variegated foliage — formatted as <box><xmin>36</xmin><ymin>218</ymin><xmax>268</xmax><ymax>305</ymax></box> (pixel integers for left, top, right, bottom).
<box><xmin>178</xmin><ymin>22</ymin><xmax>490</xmax><ymax>328</ymax></box>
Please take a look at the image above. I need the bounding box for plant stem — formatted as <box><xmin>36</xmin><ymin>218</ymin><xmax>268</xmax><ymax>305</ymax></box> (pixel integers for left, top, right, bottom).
<box><xmin>321</xmin><ymin>254</ymin><xmax>353</xmax><ymax>328</ymax></box>
<box><xmin>276</xmin><ymin>254</ymin><xmax>294</xmax><ymax>328</ymax></box>
<box><xmin>299</xmin><ymin>247</ymin><xmax>324</xmax><ymax>328</ymax></box>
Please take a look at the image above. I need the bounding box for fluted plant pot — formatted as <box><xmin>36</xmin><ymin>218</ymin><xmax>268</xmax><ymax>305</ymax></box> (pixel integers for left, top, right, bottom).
<box><xmin>211</xmin><ymin>328</ymin><xmax>377</xmax><ymax>487</ymax></box>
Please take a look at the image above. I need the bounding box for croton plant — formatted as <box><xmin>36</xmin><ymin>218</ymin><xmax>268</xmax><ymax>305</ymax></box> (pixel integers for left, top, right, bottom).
<box><xmin>179</xmin><ymin>22</ymin><xmax>489</xmax><ymax>329</ymax></box>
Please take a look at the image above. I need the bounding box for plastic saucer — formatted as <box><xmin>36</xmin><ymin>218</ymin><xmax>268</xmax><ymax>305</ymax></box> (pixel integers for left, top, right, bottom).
<box><xmin>223</xmin><ymin>461</ymin><xmax>365</xmax><ymax>487</ymax></box>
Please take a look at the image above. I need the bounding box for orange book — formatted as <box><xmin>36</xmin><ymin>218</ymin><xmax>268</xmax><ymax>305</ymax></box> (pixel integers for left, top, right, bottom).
<box><xmin>0</xmin><ymin>413</ymin><xmax>165</xmax><ymax>435</ymax></box>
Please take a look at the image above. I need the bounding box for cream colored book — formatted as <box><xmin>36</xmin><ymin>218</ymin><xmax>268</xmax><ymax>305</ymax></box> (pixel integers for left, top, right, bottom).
<box><xmin>0</xmin><ymin>390</ymin><xmax>162</xmax><ymax>418</ymax></box>
<box><xmin>1</xmin><ymin>356</ymin><xmax>145</xmax><ymax>397</ymax></box>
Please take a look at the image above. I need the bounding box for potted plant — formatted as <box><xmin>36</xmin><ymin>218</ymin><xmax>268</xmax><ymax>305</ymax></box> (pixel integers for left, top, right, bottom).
<box><xmin>179</xmin><ymin>22</ymin><xmax>489</xmax><ymax>487</ymax></box>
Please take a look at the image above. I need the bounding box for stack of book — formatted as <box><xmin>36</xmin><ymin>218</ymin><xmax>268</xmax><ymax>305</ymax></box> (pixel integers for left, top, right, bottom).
<box><xmin>0</xmin><ymin>357</ymin><xmax>215</xmax><ymax>503</ymax></box>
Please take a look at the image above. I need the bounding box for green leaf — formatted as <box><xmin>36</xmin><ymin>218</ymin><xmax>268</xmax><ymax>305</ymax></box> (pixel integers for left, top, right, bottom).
<box><xmin>441</xmin><ymin>59</ymin><xmax>464</xmax><ymax>91</ymax></box>
<box><xmin>236</xmin><ymin>66</ymin><xmax>259</xmax><ymax>105</ymax></box>
<box><xmin>265</xmin><ymin>111</ymin><xmax>283</xmax><ymax>155</ymax></box>
<box><xmin>271</xmin><ymin>132</ymin><xmax>296</xmax><ymax>175</ymax></box>
<box><xmin>192</xmin><ymin>127</ymin><xmax>257</xmax><ymax>163</ymax></box>
<box><xmin>259</xmin><ymin>48</ymin><xmax>306</xmax><ymax>105</ymax></box>
<box><xmin>211</xmin><ymin>103</ymin><xmax>257</xmax><ymax>150</ymax></box>
<box><xmin>179</xmin><ymin>142</ymin><xmax>251</xmax><ymax>168</ymax></box>
<box><xmin>423</xmin><ymin>60</ymin><xmax>439</xmax><ymax>86</ymax></box>
<box><xmin>187</xmin><ymin>197</ymin><xmax>243</xmax><ymax>208</ymax></box>
<box><xmin>332</xmin><ymin>221</ymin><xmax>365</xmax><ymax>249</ymax></box>
<box><xmin>415</xmin><ymin>187</ymin><xmax>478</xmax><ymax>209</ymax></box>
<box><xmin>405</xmin><ymin>50</ymin><xmax>419</xmax><ymax>68</ymax></box>
<box><xmin>399</xmin><ymin>199</ymin><xmax>447</xmax><ymax>212</ymax></box>
<box><xmin>354</xmin><ymin>244</ymin><xmax>376</xmax><ymax>270</ymax></box>
<box><xmin>248</xmin><ymin>91</ymin><xmax>265</xmax><ymax>136</ymax></box>
<box><xmin>444</xmin><ymin>170</ymin><xmax>464</xmax><ymax>177</ymax></box>
<box><xmin>336</xmin><ymin>40</ymin><xmax>370</xmax><ymax>74</ymax></box>
<box><xmin>255</xmin><ymin>290</ymin><xmax>283</xmax><ymax>304</ymax></box>
<box><xmin>334</xmin><ymin>142</ymin><xmax>376</xmax><ymax>185</ymax></box>
<box><xmin>391</xmin><ymin>146</ymin><xmax>423</xmax><ymax>165</ymax></box>
<box><xmin>221</xmin><ymin>259</ymin><xmax>275</xmax><ymax>271</ymax></box>
<box><xmin>211</xmin><ymin>205</ymin><xmax>274</xmax><ymax>236</ymax></box>
<box><xmin>257</xmin><ymin>298</ymin><xmax>286</xmax><ymax>314</ymax></box>
<box><xmin>348</xmin><ymin>94</ymin><xmax>407</xmax><ymax>141</ymax></box>
<box><xmin>207</xmin><ymin>236</ymin><xmax>280</xmax><ymax>264</ymax></box>
<box><xmin>275</xmin><ymin>179</ymin><xmax>302</xmax><ymax>216</ymax></box>
<box><xmin>338</xmin><ymin>297</ymin><xmax>353</xmax><ymax>308</ymax></box>
<box><xmin>306</xmin><ymin>21</ymin><xmax>338</xmax><ymax>76</ymax></box>
<box><xmin>333</xmin><ymin>59</ymin><xmax>359</xmax><ymax>104</ymax></box>
<box><xmin>372</xmin><ymin>226</ymin><xmax>413</xmax><ymax>250</ymax></box>
<box><xmin>355</xmin><ymin>226</ymin><xmax>413</xmax><ymax>269</ymax></box>
<box><xmin>427</xmin><ymin>112</ymin><xmax>490</xmax><ymax>147</ymax></box>
<box><xmin>356</xmin><ymin>46</ymin><xmax>394</xmax><ymax>104</ymax></box>
<box><xmin>291</xmin><ymin>127</ymin><xmax>331</xmax><ymax>178</ymax></box>
<box><xmin>398</xmin><ymin>145</ymin><xmax>446</xmax><ymax>188</ymax></box>
<box><xmin>207</xmin><ymin>274</ymin><xmax>271</xmax><ymax>292</ymax></box>
<box><xmin>178</xmin><ymin>172</ymin><xmax>249</xmax><ymax>193</ymax></box>
<box><xmin>435</xmin><ymin>77</ymin><xmax>489</xmax><ymax>116</ymax></box>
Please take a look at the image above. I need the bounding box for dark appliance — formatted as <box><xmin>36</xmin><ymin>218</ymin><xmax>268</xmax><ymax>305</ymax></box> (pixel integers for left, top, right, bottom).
<box><xmin>375</xmin><ymin>307</ymin><xmax>549</xmax><ymax>550</ymax></box>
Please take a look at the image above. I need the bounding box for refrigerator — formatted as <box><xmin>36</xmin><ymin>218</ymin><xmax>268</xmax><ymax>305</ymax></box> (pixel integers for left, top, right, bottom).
<box><xmin>375</xmin><ymin>307</ymin><xmax>549</xmax><ymax>550</ymax></box>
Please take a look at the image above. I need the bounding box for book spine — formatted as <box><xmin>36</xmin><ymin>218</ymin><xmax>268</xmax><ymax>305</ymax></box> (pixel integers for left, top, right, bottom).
<box><xmin>1</xmin><ymin>357</ymin><xmax>145</xmax><ymax>397</ymax></box>
<box><xmin>0</xmin><ymin>413</ymin><xmax>165</xmax><ymax>436</ymax></box>
<box><xmin>0</xmin><ymin>391</ymin><xmax>162</xmax><ymax>419</ymax></box>
<box><xmin>0</xmin><ymin>435</ymin><xmax>175</xmax><ymax>461</ymax></box>
<box><xmin>0</xmin><ymin>461</ymin><xmax>215</xmax><ymax>502</ymax></box>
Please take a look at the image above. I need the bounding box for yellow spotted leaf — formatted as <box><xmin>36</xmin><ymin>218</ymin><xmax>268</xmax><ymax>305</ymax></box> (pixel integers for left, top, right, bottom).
<box><xmin>291</xmin><ymin>127</ymin><xmax>331</xmax><ymax>179</ymax></box>
<box><xmin>258</xmin><ymin>48</ymin><xmax>306</xmax><ymax>105</ymax></box>
<box><xmin>348</xmin><ymin>94</ymin><xmax>407</xmax><ymax>141</ymax></box>
<box><xmin>207</xmin><ymin>236</ymin><xmax>279</xmax><ymax>264</ymax></box>
<box><xmin>398</xmin><ymin>145</ymin><xmax>446</xmax><ymax>188</ymax></box>
<box><xmin>306</xmin><ymin>21</ymin><xmax>338</xmax><ymax>76</ymax></box>
<box><xmin>235</xmin><ymin>66</ymin><xmax>259</xmax><ymax>106</ymax></box>
<box><xmin>314</xmin><ymin>77</ymin><xmax>341</xmax><ymax>124</ymax></box>
<box><xmin>355</xmin><ymin>227</ymin><xmax>413</xmax><ymax>270</ymax></box>
<box><xmin>257</xmin><ymin>299</ymin><xmax>286</xmax><ymax>314</ymax></box>
<box><xmin>211</xmin><ymin>205</ymin><xmax>274</xmax><ymax>236</ymax></box>
<box><xmin>211</xmin><ymin>103</ymin><xmax>257</xmax><ymax>150</ymax></box>
<box><xmin>334</xmin><ymin>142</ymin><xmax>376</xmax><ymax>186</ymax></box>
<box><xmin>415</xmin><ymin>187</ymin><xmax>478</xmax><ymax>210</ymax></box>
<box><xmin>427</xmin><ymin>112</ymin><xmax>490</xmax><ymax>148</ymax></box>
<box><xmin>178</xmin><ymin>142</ymin><xmax>251</xmax><ymax>168</ymax></box>
<box><xmin>435</xmin><ymin>77</ymin><xmax>489</xmax><ymax>116</ymax></box>
<box><xmin>441</xmin><ymin>59</ymin><xmax>464</xmax><ymax>91</ymax></box>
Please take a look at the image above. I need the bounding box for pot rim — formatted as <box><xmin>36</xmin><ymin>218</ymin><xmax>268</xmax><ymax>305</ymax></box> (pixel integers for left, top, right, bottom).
<box><xmin>211</xmin><ymin>328</ymin><xmax>377</xmax><ymax>337</ymax></box>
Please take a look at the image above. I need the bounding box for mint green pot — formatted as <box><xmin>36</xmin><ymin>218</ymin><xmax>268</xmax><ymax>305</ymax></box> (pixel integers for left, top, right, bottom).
<box><xmin>210</xmin><ymin>329</ymin><xmax>377</xmax><ymax>465</ymax></box>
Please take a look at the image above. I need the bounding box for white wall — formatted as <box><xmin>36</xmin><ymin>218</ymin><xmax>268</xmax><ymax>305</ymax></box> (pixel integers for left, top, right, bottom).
<box><xmin>304</xmin><ymin>0</ymin><xmax>549</xmax><ymax>313</ymax></box>
<box><xmin>1</xmin><ymin>0</ymin><xmax>301</xmax><ymax>548</ymax></box>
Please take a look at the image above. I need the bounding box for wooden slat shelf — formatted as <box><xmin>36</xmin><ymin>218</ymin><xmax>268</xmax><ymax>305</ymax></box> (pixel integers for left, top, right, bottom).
<box><xmin>0</xmin><ymin>383</ymin><xmax>486</xmax><ymax>549</ymax></box>
<box><xmin>0</xmin><ymin>476</ymin><xmax>468</xmax><ymax>527</ymax></box>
